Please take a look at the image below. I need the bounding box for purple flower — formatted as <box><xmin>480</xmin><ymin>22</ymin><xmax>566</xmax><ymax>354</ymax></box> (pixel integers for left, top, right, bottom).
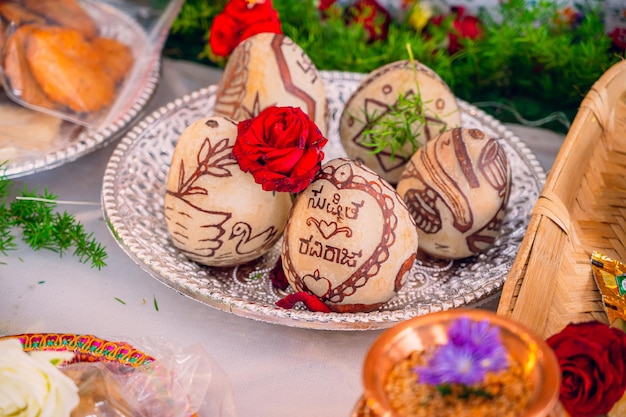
<box><xmin>415</xmin><ymin>317</ymin><xmax>509</xmax><ymax>386</ymax></box>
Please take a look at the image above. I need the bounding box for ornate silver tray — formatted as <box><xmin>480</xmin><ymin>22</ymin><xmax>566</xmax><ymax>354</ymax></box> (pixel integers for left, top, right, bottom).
<box><xmin>2</xmin><ymin>0</ymin><xmax>160</xmax><ymax>178</ymax></box>
<box><xmin>102</xmin><ymin>71</ymin><xmax>546</xmax><ymax>331</ymax></box>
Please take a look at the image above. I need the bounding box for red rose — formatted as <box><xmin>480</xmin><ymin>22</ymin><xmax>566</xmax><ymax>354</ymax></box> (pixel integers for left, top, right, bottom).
<box><xmin>209</xmin><ymin>13</ymin><xmax>240</xmax><ymax>57</ymax></box>
<box><xmin>239</xmin><ymin>15</ymin><xmax>282</xmax><ymax>43</ymax></box>
<box><xmin>347</xmin><ymin>0</ymin><xmax>391</xmax><ymax>42</ymax></box>
<box><xmin>223</xmin><ymin>0</ymin><xmax>280</xmax><ymax>27</ymax></box>
<box><xmin>232</xmin><ymin>106</ymin><xmax>328</xmax><ymax>193</ymax></box>
<box><xmin>209</xmin><ymin>0</ymin><xmax>282</xmax><ymax>57</ymax></box>
<box><xmin>546</xmin><ymin>321</ymin><xmax>626</xmax><ymax>417</ymax></box>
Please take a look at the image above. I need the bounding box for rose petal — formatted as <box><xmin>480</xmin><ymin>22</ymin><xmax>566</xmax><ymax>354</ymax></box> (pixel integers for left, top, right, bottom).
<box><xmin>269</xmin><ymin>257</ymin><xmax>289</xmax><ymax>290</ymax></box>
<box><xmin>276</xmin><ymin>292</ymin><xmax>331</xmax><ymax>313</ymax></box>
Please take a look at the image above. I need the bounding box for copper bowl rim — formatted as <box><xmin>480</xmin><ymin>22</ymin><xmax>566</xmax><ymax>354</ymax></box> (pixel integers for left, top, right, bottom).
<box><xmin>362</xmin><ymin>309</ymin><xmax>561</xmax><ymax>417</ymax></box>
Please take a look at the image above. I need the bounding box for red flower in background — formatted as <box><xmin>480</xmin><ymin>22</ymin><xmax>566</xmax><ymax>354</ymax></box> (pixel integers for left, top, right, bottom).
<box><xmin>209</xmin><ymin>13</ymin><xmax>240</xmax><ymax>57</ymax></box>
<box><xmin>209</xmin><ymin>0</ymin><xmax>282</xmax><ymax>57</ymax></box>
<box><xmin>318</xmin><ymin>0</ymin><xmax>390</xmax><ymax>42</ymax></box>
<box><xmin>317</xmin><ymin>0</ymin><xmax>338</xmax><ymax>12</ymax></box>
<box><xmin>546</xmin><ymin>321</ymin><xmax>626</xmax><ymax>417</ymax></box>
<box><xmin>610</xmin><ymin>27</ymin><xmax>626</xmax><ymax>49</ymax></box>
<box><xmin>232</xmin><ymin>106</ymin><xmax>328</xmax><ymax>193</ymax></box>
<box><xmin>431</xmin><ymin>6</ymin><xmax>482</xmax><ymax>54</ymax></box>
<box><xmin>347</xmin><ymin>0</ymin><xmax>391</xmax><ymax>42</ymax></box>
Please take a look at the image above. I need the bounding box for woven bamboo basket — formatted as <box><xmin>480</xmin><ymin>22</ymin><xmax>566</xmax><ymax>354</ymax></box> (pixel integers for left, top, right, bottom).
<box><xmin>497</xmin><ymin>59</ymin><xmax>626</xmax><ymax>339</ymax></box>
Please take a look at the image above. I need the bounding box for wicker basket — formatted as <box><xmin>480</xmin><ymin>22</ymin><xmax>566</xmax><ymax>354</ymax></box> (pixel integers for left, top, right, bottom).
<box><xmin>497</xmin><ymin>59</ymin><xmax>626</xmax><ymax>339</ymax></box>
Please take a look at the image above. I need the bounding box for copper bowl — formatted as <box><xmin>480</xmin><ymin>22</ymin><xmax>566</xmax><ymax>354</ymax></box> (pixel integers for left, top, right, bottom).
<box><xmin>362</xmin><ymin>309</ymin><xmax>561</xmax><ymax>417</ymax></box>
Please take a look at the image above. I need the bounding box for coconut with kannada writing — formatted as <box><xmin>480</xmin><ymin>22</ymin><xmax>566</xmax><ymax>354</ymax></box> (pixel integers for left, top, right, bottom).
<box><xmin>281</xmin><ymin>158</ymin><xmax>418</xmax><ymax>313</ymax></box>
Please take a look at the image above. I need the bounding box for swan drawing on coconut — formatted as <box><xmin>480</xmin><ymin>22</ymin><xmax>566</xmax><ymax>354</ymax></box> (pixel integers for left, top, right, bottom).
<box><xmin>230</xmin><ymin>221</ymin><xmax>279</xmax><ymax>255</ymax></box>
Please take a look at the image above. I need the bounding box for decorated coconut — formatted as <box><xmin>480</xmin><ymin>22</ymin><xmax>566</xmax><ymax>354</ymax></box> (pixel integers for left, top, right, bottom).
<box><xmin>397</xmin><ymin>128</ymin><xmax>511</xmax><ymax>260</ymax></box>
<box><xmin>164</xmin><ymin>116</ymin><xmax>292</xmax><ymax>267</ymax></box>
<box><xmin>213</xmin><ymin>32</ymin><xmax>329</xmax><ymax>136</ymax></box>
<box><xmin>281</xmin><ymin>158</ymin><xmax>418</xmax><ymax>313</ymax></box>
<box><xmin>339</xmin><ymin>59</ymin><xmax>461</xmax><ymax>184</ymax></box>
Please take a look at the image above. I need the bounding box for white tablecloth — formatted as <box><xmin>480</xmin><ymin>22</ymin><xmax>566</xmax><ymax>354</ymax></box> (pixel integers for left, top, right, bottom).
<box><xmin>0</xmin><ymin>58</ymin><xmax>565</xmax><ymax>417</ymax></box>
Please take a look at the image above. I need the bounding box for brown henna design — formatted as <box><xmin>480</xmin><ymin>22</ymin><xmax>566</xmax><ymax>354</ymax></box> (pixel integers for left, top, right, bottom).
<box><xmin>295</xmin><ymin>234</ymin><xmax>363</xmax><ymax>268</ymax></box>
<box><xmin>164</xmin><ymin>205</ymin><xmax>232</xmax><ymax>259</ymax></box>
<box><xmin>214</xmin><ymin>40</ymin><xmax>251</xmax><ymax>119</ymax></box>
<box><xmin>229</xmin><ymin>221</ymin><xmax>278</xmax><ymax>255</ymax></box>
<box><xmin>347</xmin><ymin>89</ymin><xmax>449</xmax><ymax>175</ymax></box>
<box><xmin>479</xmin><ymin>137</ymin><xmax>510</xmax><ymax>198</ymax></box>
<box><xmin>283</xmin><ymin>159</ymin><xmax>403</xmax><ymax>304</ymax></box>
<box><xmin>165</xmin><ymin>123</ymin><xmax>239</xmax><ymax>259</ymax></box>
<box><xmin>465</xmin><ymin>196</ymin><xmax>508</xmax><ymax>254</ymax></box>
<box><xmin>424</xmin><ymin>132</ymin><xmax>474</xmax><ymax>232</ymax></box>
<box><xmin>300</xmin><ymin>269</ymin><xmax>332</xmax><ymax>298</ymax></box>
<box><xmin>453</xmin><ymin>128</ymin><xmax>481</xmax><ymax>188</ymax></box>
<box><xmin>168</xmin><ymin>136</ymin><xmax>238</xmax><ymax>200</ymax></box>
<box><xmin>401</xmin><ymin>159</ymin><xmax>442</xmax><ymax>234</ymax></box>
<box><xmin>305</xmin><ymin>217</ymin><xmax>353</xmax><ymax>240</ymax></box>
<box><xmin>272</xmin><ymin>35</ymin><xmax>320</xmax><ymax>124</ymax></box>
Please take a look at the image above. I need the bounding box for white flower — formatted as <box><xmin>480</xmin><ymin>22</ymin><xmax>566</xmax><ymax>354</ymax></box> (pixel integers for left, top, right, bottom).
<box><xmin>0</xmin><ymin>338</ymin><xmax>79</xmax><ymax>417</ymax></box>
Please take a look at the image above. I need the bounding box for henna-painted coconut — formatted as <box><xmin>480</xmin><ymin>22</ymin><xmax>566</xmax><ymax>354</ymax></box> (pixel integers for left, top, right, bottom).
<box><xmin>213</xmin><ymin>32</ymin><xmax>329</xmax><ymax>136</ymax></box>
<box><xmin>164</xmin><ymin>116</ymin><xmax>292</xmax><ymax>267</ymax></box>
<box><xmin>339</xmin><ymin>59</ymin><xmax>461</xmax><ymax>184</ymax></box>
<box><xmin>397</xmin><ymin>128</ymin><xmax>511</xmax><ymax>260</ymax></box>
<box><xmin>281</xmin><ymin>158</ymin><xmax>418</xmax><ymax>313</ymax></box>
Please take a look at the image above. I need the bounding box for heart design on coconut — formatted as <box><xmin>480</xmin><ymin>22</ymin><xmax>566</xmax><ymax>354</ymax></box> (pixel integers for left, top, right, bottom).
<box><xmin>281</xmin><ymin>158</ymin><xmax>419</xmax><ymax>313</ymax></box>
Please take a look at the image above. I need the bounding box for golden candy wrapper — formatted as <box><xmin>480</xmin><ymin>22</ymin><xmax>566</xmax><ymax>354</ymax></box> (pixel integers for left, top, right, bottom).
<box><xmin>591</xmin><ymin>251</ymin><xmax>626</xmax><ymax>328</ymax></box>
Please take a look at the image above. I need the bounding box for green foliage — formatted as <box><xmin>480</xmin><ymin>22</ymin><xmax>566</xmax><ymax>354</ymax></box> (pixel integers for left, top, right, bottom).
<box><xmin>0</xmin><ymin>169</ymin><xmax>108</xmax><ymax>269</ymax></box>
<box><xmin>358</xmin><ymin>46</ymin><xmax>448</xmax><ymax>159</ymax></box>
<box><xmin>166</xmin><ymin>0</ymin><xmax>623</xmax><ymax>132</ymax></box>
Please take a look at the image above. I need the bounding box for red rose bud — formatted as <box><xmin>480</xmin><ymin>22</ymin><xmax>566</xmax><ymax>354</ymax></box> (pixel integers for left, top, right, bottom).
<box><xmin>546</xmin><ymin>321</ymin><xmax>626</xmax><ymax>417</ymax></box>
<box><xmin>239</xmin><ymin>16</ymin><xmax>282</xmax><ymax>43</ymax></box>
<box><xmin>209</xmin><ymin>13</ymin><xmax>241</xmax><ymax>57</ymax></box>
<box><xmin>223</xmin><ymin>0</ymin><xmax>280</xmax><ymax>26</ymax></box>
<box><xmin>209</xmin><ymin>0</ymin><xmax>282</xmax><ymax>57</ymax></box>
<box><xmin>233</xmin><ymin>106</ymin><xmax>328</xmax><ymax>193</ymax></box>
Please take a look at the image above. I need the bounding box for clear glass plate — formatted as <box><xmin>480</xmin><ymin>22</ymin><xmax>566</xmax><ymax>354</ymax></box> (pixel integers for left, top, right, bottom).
<box><xmin>102</xmin><ymin>71</ymin><xmax>546</xmax><ymax>331</ymax></box>
<box><xmin>1</xmin><ymin>0</ymin><xmax>163</xmax><ymax>178</ymax></box>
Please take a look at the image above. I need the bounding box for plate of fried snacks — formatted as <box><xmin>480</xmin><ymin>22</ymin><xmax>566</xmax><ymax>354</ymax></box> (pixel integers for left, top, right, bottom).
<box><xmin>0</xmin><ymin>0</ymin><xmax>183</xmax><ymax>178</ymax></box>
<box><xmin>0</xmin><ymin>333</ymin><xmax>237</xmax><ymax>417</ymax></box>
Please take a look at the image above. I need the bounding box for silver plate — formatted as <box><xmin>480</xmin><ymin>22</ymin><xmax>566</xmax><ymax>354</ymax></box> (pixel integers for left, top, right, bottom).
<box><xmin>102</xmin><ymin>71</ymin><xmax>546</xmax><ymax>331</ymax></box>
<box><xmin>3</xmin><ymin>0</ymin><xmax>160</xmax><ymax>179</ymax></box>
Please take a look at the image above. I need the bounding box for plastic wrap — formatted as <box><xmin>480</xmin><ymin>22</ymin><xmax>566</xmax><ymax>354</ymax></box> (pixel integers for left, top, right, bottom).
<box><xmin>60</xmin><ymin>337</ymin><xmax>237</xmax><ymax>417</ymax></box>
<box><xmin>0</xmin><ymin>0</ymin><xmax>183</xmax><ymax>165</ymax></box>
